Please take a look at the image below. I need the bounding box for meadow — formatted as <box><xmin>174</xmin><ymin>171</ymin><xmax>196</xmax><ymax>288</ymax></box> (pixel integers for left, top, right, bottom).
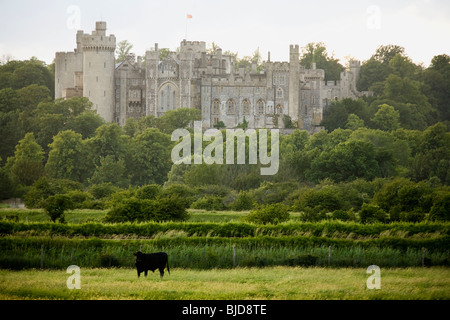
<box><xmin>0</xmin><ymin>208</ymin><xmax>449</xmax><ymax>300</ymax></box>
<box><xmin>1</xmin><ymin>267</ymin><xmax>449</xmax><ymax>300</ymax></box>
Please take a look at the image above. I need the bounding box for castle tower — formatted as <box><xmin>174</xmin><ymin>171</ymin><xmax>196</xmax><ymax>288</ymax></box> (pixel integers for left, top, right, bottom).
<box><xmin>81</xmin><ymin>21</ymin><xmax>116</xmax><ymax>122</ymax></box>
<box><xmin>289</xmin><ymin>45</ymin><xmax>300</xmax><ymax>125</ymax></box>
<box><xmin>349</xmin><ymin>60</ymin><xmax>361</xmax><ymax>91</ymax></box>
<box><xmin>54</xmin><ymin>30</ymin><xmax>84</xmax><ymax>100</ymax></box>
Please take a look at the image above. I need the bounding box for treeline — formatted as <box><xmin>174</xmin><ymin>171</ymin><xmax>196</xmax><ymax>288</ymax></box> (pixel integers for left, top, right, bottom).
<box><xmin>0</xmin><ymin>48</ymin><xmax>449</xmax><ymax>223</ymax></box>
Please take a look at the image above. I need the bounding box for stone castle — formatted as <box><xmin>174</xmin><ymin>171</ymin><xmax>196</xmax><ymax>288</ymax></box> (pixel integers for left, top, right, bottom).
<box><xmin>55</xmin><ymin>21</ymin><xmax>371</xmax><ymax>133</ymax></box>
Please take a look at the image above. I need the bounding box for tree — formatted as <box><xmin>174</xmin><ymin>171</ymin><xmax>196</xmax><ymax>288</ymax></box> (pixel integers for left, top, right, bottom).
<box><xmin>45</xmin><ymin>130</ymin><xmax>88</xmax><ymax>183</ymax></box>
<box><xmin>115</xmin><ymin>40</ymin><xmax>133</xmax><ymax>63</ymax></box>
<box><xmin>321</xmin><ymin>98</ymin><xmax>369</xmax><ymax>132</ymax></box>
<box><xmin>156</xmin><ymin>108</ymin><xmax>201</xmax><ymax>134</ymax></box>
<box><xmin>8</xmin><ymin>132</ymin><xmax>44</xmax><ymax>186</ymax></box>
<box><xmin>89</xmin><ymin>155</ymin><xmax>130</xmax><ymax>188</ymax></box>
<box><xmin>309</xmin><ymin>140</ymin><xmax>380</xmax><ymax>182</ymax></box>
<box><xmin>66</xmin><ymin>111</ymin><xmax>105</xmax><ymax>139</ymax></box>
<box><xmin>42</xmin><ymin>194</ymin><xmax>74</xmax><ymax>223</ymax></box>
<box><xmin>345</xmin><ymin>114</ymin><xmax>365</xmax><ymax>130</ymax></box>
<box><xmin>371</xmin><ymin>104</ymin><xmax>400</xmax><ymax>131</ymax></box>
<box><xmin>300</xmin><ymin>42</ymin><xmax>345</xmax><ymax>81</ymax></box>
<box><xmin>127</xmin><ymin>128</ymin><xmax>173</xmax><ymax>186</ymax></box>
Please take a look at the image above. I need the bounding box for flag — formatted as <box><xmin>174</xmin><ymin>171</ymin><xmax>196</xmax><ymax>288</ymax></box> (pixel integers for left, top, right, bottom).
<box><xmin>187</xmin><ymin>14</ymin><xmax>192</xmax><ymax>19</ymax></box>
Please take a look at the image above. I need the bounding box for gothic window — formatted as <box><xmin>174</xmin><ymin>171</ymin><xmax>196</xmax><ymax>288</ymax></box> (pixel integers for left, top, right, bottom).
<box><xmin>159</xmin><ymin>83</ymin><xmax>178</xmax><ymax>111</ymax></box>
<box><xmin>227</xmin><ymin>99</ymin><xmax>235</xmax><ymax>114</ymax></box>
<box><xmin>277</xmin><ymin>87</ymin><xmax>283</xmax><ymax>99</ymax></box>
<box><xmin>212</xmin><ymin>99</ymin><xmax>220</xmax><ymax>114</ymax></box>
<box><xmin>242</xmin><ymin>99</ymin><xmax>250</xmax><ymax>115</ymax></box>
<box><xmin>173</xmin><ymin>91</ymin><xmax>176</xmax><ymax>109</ymax></box>
<box><xmin>279</xmin><ymin>76</ymin><xmax>285</xmax><ymax>85</ymax></box>
<box><xmin>276</xmin><ymin>104</ymin><xmax>283</xmax><ymax>115</ymax></box>
<box><xmin>257</xmin><ymin>99</ymin><xmax>265</xmax><ymax>114</ymax></box>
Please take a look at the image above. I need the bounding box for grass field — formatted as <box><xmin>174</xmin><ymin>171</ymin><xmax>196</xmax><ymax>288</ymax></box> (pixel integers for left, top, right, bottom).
<box><xmin>0</xmin><ymin>267</ymin><xmax>449</xmax><ymax>300</ymax></box>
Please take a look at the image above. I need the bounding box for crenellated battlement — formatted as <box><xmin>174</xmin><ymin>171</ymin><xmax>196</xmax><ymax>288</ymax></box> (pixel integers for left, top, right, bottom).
<box><xmin>180</xmin><ymin>40</ymin><xmax>206</xmax><ymax>53</ymax></box>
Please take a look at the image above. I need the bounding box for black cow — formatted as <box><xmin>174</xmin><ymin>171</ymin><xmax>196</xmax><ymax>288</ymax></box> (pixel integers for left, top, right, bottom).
<box><xmin>133</xmin><ymin>251</ymin><xmax>170</xmax><ymax>279</ymax></box>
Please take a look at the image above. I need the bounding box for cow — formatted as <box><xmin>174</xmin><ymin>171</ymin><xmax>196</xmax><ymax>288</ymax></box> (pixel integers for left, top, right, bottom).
<box><xmin>133</xmin><ymin>251</ymin><xmax>170</xmax><ymax>279</ymax></box>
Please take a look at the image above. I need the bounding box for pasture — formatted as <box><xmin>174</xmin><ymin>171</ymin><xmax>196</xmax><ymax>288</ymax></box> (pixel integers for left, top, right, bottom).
<box><xmin>1</xmin><ymin>208</ymin><xmax>449</xmax><ymax>300</ymax></box>
<box><xmin>1</xmin><ymin>267</ymin><xmax>449</xmax><ymax>300</ymax></box>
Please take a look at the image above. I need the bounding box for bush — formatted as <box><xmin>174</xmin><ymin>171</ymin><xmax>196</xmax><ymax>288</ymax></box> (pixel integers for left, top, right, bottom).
<box><xmin>42</xmin><ymin>194</ymin><xmax>75</xmax><ymax>223</ymax></box>
<box><xmin>24</xmin><ymin>177</ymin><xmax>82</xmax><ymax>208</ymax></box>
<box><xmin>64</xmin><ymin>190</ymin><xmax>93</xmax><ymax>209</ymax></box>
<box><xmin>293</xmin><ymin>187</ymin><xmax>346</xmax><ymax>214</ymax></box>
<box><xmin>191</xmin><ymin>195</ymin><xmax>227</xmax><ymax>211</ymax></box>
<box><xmin>160</xmin><ymin>184</ymin><xmax>197</xmax><ymax>208</ymax></box>
<box><xmin>105</xmin><ymin>195</ymin><xmax>188</xmax><ymax>223</ymax></box>
<box><xmin>429</xmin><ymin>194</ymin><xmax>450</xmax><ymax>221</ymax></box>
<box><xmin>331</xmin><ymin>209</ymin><xmax>356</xmax><ymax>222</ymax></box>
<box><xmin>89</xmin><ymin>183</ymin><xmax>121</xmax><ymax>200</ymax></box>
<box><xmin>136</xmin><ymin>184</ymin><xmax>161</xmax><ymax>200</ymax></box>
<box><xmin>244</xmin><ymin>203</ymin><xmax>290</xmax><ymax>225</ymax></box>
<box><xmin>230</xmin><ymin>191</ymin><xmax>254</xmax><ymax>211</ymax></box>
<box><xmin>359</xmin><ymin>203</ymin><xmax>387</xmax><ymax>224</ymax></box>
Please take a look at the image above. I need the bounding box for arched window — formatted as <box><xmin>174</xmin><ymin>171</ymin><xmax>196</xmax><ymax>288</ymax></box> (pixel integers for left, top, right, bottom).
<box><xmin>242</xmin><ymin>99</ymin><xmax>250</xmax><ymax>115</ymax></box>
<box><xmin>277</xmin><ymin>87</ymin><xmax>283</xmax><ymax>99</ymax></box>
<box><xmin>257</xmin><ymin>99</ymin><xmax>265</xmax><ymax>114</ymax></box>
<box><xmin>159</xmin><ymin>83</ymin><xmax>178</xmax><ymax>111</ymax></box>
<box><xmin>276</xmin><ymin>104</ymin><xmax>284</xmax><ymax>115</ymax></box>
<box><xmin>227</xmin><ymin>99</ymin><xmax>235</xmax><ymax>114</ymax></box>
<box><xmin>212</xmin><ymin>99</ymin><xmax>220</xmax><ymax>114</ymax></box>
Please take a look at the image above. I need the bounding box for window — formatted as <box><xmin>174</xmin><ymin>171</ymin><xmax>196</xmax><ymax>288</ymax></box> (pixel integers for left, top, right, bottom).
<box><xmin>212</xmin><ymin>99</ymin><xmax>220</xmax><ymax>114</ymax></box>
<box><xmin>227</xmin><ymin>99</ymin><xmax>235</xmax><ymax>114</ymax></box>
<box><xmin>257</xmin><ymin>99</ymin><xmax>265</xmax><ymax>114</ymax></box>
<box><xmin>276</xmin><ymin>104</ymin><xmax>284</xmax><ymax>114</ymax></box>
<box><xmin>277</xmin><ymin>88</ymin><xmax>283</xmax><ymax>99</ymax></box>
<box><xmin>242</xmin><ymin>99</ymin><xmax>250</xmax><ymax>115</ymax></box>
<box><xmin>159</xmin><ymin>83</ymin><xmax>178</xmax><ymax>111</ymax></box>
<box><xmin>279</xmin><ymin>75</ymin><xmax>285</xmax><ymax>85</ymax></box>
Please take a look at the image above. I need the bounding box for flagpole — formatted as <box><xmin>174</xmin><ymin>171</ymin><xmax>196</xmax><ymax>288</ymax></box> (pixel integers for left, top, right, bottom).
<box><xmin>185</xmin><ymin>14</ymin><xmax>192</xmax><ymax>40</ymax></box>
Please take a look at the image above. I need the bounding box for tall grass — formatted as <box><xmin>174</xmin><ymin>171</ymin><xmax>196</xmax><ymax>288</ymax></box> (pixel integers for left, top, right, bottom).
<box><xmin>1</xmin><ymin>237</ymin><xmax>448</xmax><ymax>270</ymax></box>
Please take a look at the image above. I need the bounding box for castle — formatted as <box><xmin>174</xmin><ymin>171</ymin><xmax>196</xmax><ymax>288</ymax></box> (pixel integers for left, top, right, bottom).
<box><xmin>55</xmin><ymin>21</ymin><xmax>371</xmax><ymax>133</ymax></box>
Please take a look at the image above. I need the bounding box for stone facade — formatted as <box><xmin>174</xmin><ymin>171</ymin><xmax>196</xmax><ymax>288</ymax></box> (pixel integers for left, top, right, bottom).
<box><xmin>55</xmin><ymin>21</ymin><xmax>371</xmax><ymax>133</ymax></box>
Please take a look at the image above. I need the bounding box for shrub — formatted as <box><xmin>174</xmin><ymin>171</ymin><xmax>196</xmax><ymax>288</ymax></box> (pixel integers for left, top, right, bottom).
<box><xmin>89</xmin><ymin>183</ymin><xmax>121</xmax><ymax>200</ymax></box>
<box><xmin>191</xmin><ymin>195</ymin><xmax>227</xmax><ymax>211</ymax></box>
<box><xmin>429</xmin><ymin>194</ymin><xmax>450</xmax><ymax>221</ymax></box>
<box><xmin>230</xmin><ymin>191</ymin><xmax>254</xmax><ymax>211</ymax></box>
<box><xmin>105</xmin><ymin>195</ymin><xmax>188</xmax><ymax>223</ymax></box>
<box><xmin>64</xmin><ymin>190</ymin><xmax>93</xmax><ymax>209</ymax></box>
<box><xmin>331</xmin><ymin>209</ymin><xmax>355</xmax><ymax>222</ymax></box>
<box><xmin>42</xmin><ymin>194</ymin><xmax>75</xmax><ymax>223</ymax></box>
<box><xmin>359</xmin><ymin>203</ymin><xmax>387</xmax><ymax>224</ymax></box>
<box><xmin>160</xmin><ymin>184</ymin><xmax>197</xmax><ymax>208</ymax></box>
<box><xmin>136</xmin><ymin>184</ymin><xmax>162</xmax><ymax>200</ymax></box>
<box><xmin>293</xmin><ymin>187</ymin><xmax>346</xmax><ymax>214</ymax></box>
<box><xmin>24</xmin><ymin>177</ymin><xmax>82</xmax><ymax>208</ymax></box>
<box><xmin>244</xmin><ymin>203</ymin><xmax>290</xmax><ymax>225</ymax></box>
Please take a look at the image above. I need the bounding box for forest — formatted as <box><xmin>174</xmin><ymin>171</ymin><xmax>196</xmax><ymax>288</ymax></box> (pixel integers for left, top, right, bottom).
<box><xmin>0</xmin><ymin>44</ymin><xmax>449</xmax><ymax>224</ymax></box>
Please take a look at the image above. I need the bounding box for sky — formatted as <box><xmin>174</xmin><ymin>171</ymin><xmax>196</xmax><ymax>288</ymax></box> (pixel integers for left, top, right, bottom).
<box><xmin>0</xmin><ymin>0</ymin><xmax>449</xmax><ymax>67</ymax></box>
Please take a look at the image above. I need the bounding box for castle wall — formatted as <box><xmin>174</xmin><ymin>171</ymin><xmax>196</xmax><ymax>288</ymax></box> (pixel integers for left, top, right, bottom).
<box><xmin>56</xmin><ymin>22</ymin><xmax>369</xmax><ymax>135</ymax></box>
<box><xmin>54</xmin><ymin>51</ymin><xmax>83</xmax><ymax>99</ymax></box>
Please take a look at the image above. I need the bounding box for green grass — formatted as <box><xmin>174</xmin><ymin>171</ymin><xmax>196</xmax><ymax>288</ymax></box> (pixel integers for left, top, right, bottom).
<box><xmin>0</xmin><ymin>208</ymin><xmax>305</xmax><ymax>224</ymax></box>
<box><xmin>0</xmin><ymin>267</ymin><xmax>449</xmax><ymax>300</ymax></box>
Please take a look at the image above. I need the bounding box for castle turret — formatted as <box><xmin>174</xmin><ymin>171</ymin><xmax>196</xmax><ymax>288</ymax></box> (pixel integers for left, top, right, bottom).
<box><xmin>289</xmin><ymin>45</ymin><xmax>300</xmax><ymax>125</ymax></box>
<box><xmin>81</xmin><ymin>21</ymin><xmax>116</xmax><ymax>122</ymax></box>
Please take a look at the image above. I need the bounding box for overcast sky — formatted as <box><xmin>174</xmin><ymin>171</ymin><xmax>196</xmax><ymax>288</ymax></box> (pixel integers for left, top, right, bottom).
<box><xmin>1</xmin><ymin>0</ymin><xmax>449</xmax><ymax>67</ymax></box>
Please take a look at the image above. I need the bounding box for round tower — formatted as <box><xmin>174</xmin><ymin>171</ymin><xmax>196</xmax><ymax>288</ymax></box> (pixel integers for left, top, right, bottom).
<box><xmin>81</xmin><ymin>21</ymin><xmax>116</xmax><ymax>122</ymax></box>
